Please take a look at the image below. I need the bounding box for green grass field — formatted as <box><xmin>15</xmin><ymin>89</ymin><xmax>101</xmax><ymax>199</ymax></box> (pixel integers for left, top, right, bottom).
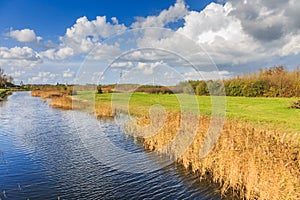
<box><xmin>75</xmin><ymin>91</ymin><xmax>300</xmax><ymax>133</ymax></box>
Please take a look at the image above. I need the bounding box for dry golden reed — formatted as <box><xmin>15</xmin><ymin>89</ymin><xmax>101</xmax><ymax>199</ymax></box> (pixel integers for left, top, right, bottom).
<box><xmin>49</xmin><ymin>96</ymin><xmax>73</xmax><ymax>109</ymax></box>
<box><xmin>31</xmin><ymin>90</ymin><xmax>63</xmax><ymax>100</ymax></box>
<box><xmin>129</xmin><ymin>113</ymin><xmax>300</xmax><ymax>200</ymax></box>
<box><xmin>94</xmin><ymin>104</ymin><xmax>114</xmax><ymax>118</ymax></box>
<box><xmin>31</xmin><ymin>90</ymin><xmax>87</xmax><ymax>110</ymax></box>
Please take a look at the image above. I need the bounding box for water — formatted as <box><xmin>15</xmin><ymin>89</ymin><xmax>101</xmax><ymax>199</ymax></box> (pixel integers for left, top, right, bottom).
<box><xmin>0</xmin><ymin>92</ymin><xmax>221</xmax><ymax>199</ymax></box>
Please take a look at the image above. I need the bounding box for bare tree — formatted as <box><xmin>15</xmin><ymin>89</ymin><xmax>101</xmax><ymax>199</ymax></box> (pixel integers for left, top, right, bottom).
<box><xmin>0</xmin><ymin>68</ymin><xmax>13</xmax><ymax>88</ymax></box>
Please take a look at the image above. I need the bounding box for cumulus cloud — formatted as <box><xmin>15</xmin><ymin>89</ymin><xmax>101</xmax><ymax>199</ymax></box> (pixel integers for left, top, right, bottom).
<box><xmin>228</xmin><ymin>0</ymin><xmax>300</xmax><ymax>43</ymax></box>
<box><xmin>56</xmin><ymin>47</ymin><xmax>75</xmax><ymax>60</ymax></box>
<box><xmin>86</xmin><ymin>43</ymin><xmax>121</xmax><ymax>60</ymax></box>
<box><xmin>0</xmin><ymin>46</ymin><xmax>42</xmax><ymax>67</ymax></box>
<box><xmin>8</xmin><ymin>29</ymin><xmax>42</xmax><ymax>43</ymax></box>
<box><xmin>41</xmin><ymin>16</ymin><xmax>126</xmax><ymax>60</ymax></box>
<box><xmin>133</xmin><ymin>1</ymin><xmax>300</xmax><ymax>68</ymax></box>
<box><xmin>131</xmin><ymin>0</ymin><xmax>188</xmax><ymax>28</ymax></box>
<box><xmin>281</xmin><ymin>35</ymin><xmax>300</xmax><ymax>56</ymax></box>
<box><xmin>136</xmin><ymin>61</ymin><xmax>165</xmax><ymax>75</ymax></box>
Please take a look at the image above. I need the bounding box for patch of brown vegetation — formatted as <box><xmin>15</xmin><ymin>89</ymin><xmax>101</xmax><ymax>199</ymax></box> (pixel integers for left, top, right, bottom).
<box><xmin>94</xmin><ymin>104</ymin><xmax>114</xmax><ymax>118</ymax></box>
<box><xmin>49</xmin><ymin>96</ymin><xmax>73</xmax><ymax>109</ymax></box>
<box><xmin>31</xmin><ymin>90</ymin><xmax>63</xmax><ymax>100</ymax></box>
<box><xmin>31</xmin><ymin>89</ymin><xmax>88</xmax><ymax>110</ymax></box>
<box><xmin>125</xmin><ymin>113</ymin><xmax>300</xmax><ymax>200</ymax></box>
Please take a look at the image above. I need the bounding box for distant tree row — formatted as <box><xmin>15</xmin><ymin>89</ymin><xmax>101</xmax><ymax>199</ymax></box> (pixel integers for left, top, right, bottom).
<box><xmin>184</xmin><ymin>66</ymin><xmax>300</xmax><ymax>97</ymax></box>
<box><xmin>0</xmin><ymin>68</ymin><xmax>14</xmax><ymax>88</ymax></box>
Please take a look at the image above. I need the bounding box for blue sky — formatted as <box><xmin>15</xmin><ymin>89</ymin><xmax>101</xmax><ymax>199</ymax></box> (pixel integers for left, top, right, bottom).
<box><xmin>0</xmin><ymin>0</ymin><xmax>300</xmax><ymax>84</ymax></box>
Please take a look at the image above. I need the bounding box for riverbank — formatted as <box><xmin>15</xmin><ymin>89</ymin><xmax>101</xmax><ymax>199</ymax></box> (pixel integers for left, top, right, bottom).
<box><xmin>0</xmin><ymin>89</ymin><xmax>12</xmax><ymax>101</ymax></box>
<box><xmin>31</xmin><ymin>90</ymin><xmax>300</xmax><ymax>200</ymax></box>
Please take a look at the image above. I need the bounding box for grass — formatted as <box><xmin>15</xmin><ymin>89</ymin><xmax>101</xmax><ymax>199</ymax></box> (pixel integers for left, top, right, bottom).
<box><xmin>225</xmin><ymin>96</ymin><xmax>300</xmax><ymax>133</ymax></box>
<box><xmin>75</xmin><ymin>91</ymin><xmax>300</xmax><ymax>134</ymax></box>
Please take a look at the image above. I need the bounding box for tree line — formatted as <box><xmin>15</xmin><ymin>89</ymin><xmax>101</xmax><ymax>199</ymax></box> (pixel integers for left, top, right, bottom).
<box><xmin>186</xmin><ymin>66</ymin><xmax>300</xmax><ymax>97</ymax></box>
<box><xmin>96</xmin><ymin>66</ymin><xmax>300</xmax><ymax>97</ymax></box>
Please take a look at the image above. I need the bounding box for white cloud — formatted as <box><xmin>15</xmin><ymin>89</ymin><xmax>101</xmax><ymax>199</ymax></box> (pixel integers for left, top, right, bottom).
<box><xmin>184</xmin><ymin>70</ymin><xmax>231</xmax><ymax>80</ymax></box>
<box><xmin>177</xmin><ymin>3</ymin><xmax>237</xmax><ymax>43</ymax></box>
<box><xmin>0</xmin><ymin>46</ymin><xmax>42</xmax><ymax>67</ymax></box>
<box><xmin>281</xmin><ymin>35</ymin><xmax>300</xmax><ymax>56</ymax></box>
<box><xmin>27</xmin><ymin>71</ymin><xmax>61</xmax><ymax>84</ymax></box>
<box><xmin>63</xmin><ymin>68</ymin><xmax>74</xmax><ymax>78</ymax></box>
<box><xmin>56</xmin><ymin>47</ymin><xmax>74</xmax><ymax>59</ymax></box>
<box><xmin>40</xmin><ymin>49</ymin><xmax>56</xmax><ymax>60</ymax></box>
<box><xmin>8</xmin><ymin>70</ymin><xmax>26</xmax><ymax>78</ymax></box>
<box><xmin>174</xmin><ymin>2</ymin><xmax>266</xmax><ymax>65</ymax></box>
<box><xmin>110</xmin><ymin>61</ymin><xmax>133</xmax><ymax>68</ymax></box>
<box><xmin>38</xmin><ymin>71</ymin><xmax>51</xmax><ymax>77</ymax></box>
<box><xmin>136</xmin><ymin>61</ymin><xmax>166</xmax><ymax>75</ymax></box>
<box><xmin>28</xmin><ymin>71</ymin><xmax>50</xmax><ymax>83</ymax></box>
<box><xmin>133</xmin><ymin>1</ymin><xmax>299</xmax><ymax>68</ymax></box>
<box><xmin>111</xmin><ymin>17</ymin><xmax>119</xmax><ymax>24</ymax></box>
<box><xmin>131</xmin><ymin>0</ymin><xmax>188</xmax><ymax>28</ymax></box>
<box><xmin>41</xmin><ymin>16</ymin><xmax>126</xmax><ymax>60</ymax></box>
<box><xmin>0</xmin><ymin>46</ymin><xmax>41</xmax><ymax>61</ymax></box>
<box><xmin>86</xmin><ymin>43</ymin><xmax>121</xmax><ymax>60</ymax></box>
<box><xmin>28</xmin><ymin>76</ymin><xmax>40</xmax><ymax>83</ymax></box>
<box><xmin>8</xmin><ymin>29</ymin><xmax>42</xmax><ymax>43</ymax></box>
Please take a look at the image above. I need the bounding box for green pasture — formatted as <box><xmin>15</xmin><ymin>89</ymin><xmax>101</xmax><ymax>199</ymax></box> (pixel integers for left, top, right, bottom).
<box><xmin>75</xmin><ymin>91</ymin><xmax>300</xmax><ymax>133</ymax></box>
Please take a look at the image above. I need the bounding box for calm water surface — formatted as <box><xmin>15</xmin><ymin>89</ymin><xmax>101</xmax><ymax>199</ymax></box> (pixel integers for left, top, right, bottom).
<box><xmin>0</xmin><ymin>92</ymin><xmax>222</xmax><ymax>199</ymax></box>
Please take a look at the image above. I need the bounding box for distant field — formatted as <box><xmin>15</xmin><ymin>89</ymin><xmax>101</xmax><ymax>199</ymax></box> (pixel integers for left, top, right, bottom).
<box><xmin>75</xmin><ymin>91</ymin><xmax>300</xmax><ymax>133</ymax></box>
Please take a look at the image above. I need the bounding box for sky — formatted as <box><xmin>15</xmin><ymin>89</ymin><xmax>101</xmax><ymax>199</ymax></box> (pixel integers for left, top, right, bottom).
<box><xmin>0</xmin><ymin>0</ymin><xmax>300</xmax><ymax>85</ymax></box>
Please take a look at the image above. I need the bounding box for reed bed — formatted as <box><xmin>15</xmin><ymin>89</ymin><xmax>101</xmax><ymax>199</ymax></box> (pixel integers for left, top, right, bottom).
<box><xmin>125</xmin><ymin>113</ymin><xmax>300</xmax><ymax>200</ymax></box>
<box><xmin>31</xmin><ymin>90</ymin><xmax>64</xmax><ymax>100</ymax></box>
<box><xmin>94</xmin><ymin>104</ymin><xmax>114</xmax><ymax>118</ymax></box>
<box><xmin>31</xmin><ymin>90</ymin><xmax>87</xmax><ymax>110</ymax></box>
<box><xmin>49</xmin><ymin>96</ymin><xmax>73</xmax><ymax>109</ymax></box>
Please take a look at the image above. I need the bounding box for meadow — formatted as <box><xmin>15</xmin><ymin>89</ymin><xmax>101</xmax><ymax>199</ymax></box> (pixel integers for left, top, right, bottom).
<box><xmin>75</xmin><ymin>92</ymin><xmax>300</xmax><ymax>135</ymax></box>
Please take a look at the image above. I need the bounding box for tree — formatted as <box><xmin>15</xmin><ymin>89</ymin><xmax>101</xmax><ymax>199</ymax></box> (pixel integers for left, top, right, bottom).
<box><xmin>0</xmin><ymin>68</ymin><xmax>13</xmax><ymax>88</ymax></box>
<box><xmin>196</xmin><ymin>81</ymin><xmax>209</xmax><ymax>95</ymax></box>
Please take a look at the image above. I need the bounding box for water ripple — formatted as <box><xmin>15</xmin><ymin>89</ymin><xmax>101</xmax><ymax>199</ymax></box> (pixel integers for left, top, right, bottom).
<box><xmin>0</xmin><ymin>92</ymin><xmax>222</xmax><ymax>199</ymax></box>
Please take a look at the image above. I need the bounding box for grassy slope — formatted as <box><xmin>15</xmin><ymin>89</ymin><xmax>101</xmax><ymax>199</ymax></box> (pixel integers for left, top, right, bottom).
<box><xmin>76</xmin><ymin>91</ymin><xmax>300</xmax><ymax>133</ymax></box>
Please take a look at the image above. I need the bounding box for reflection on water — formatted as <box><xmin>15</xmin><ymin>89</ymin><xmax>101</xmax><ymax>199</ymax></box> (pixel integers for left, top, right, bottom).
<box><xmin>0</xmin><ymin>92</ymin><xmax>221</xmax><ymax>199</ymax></box>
